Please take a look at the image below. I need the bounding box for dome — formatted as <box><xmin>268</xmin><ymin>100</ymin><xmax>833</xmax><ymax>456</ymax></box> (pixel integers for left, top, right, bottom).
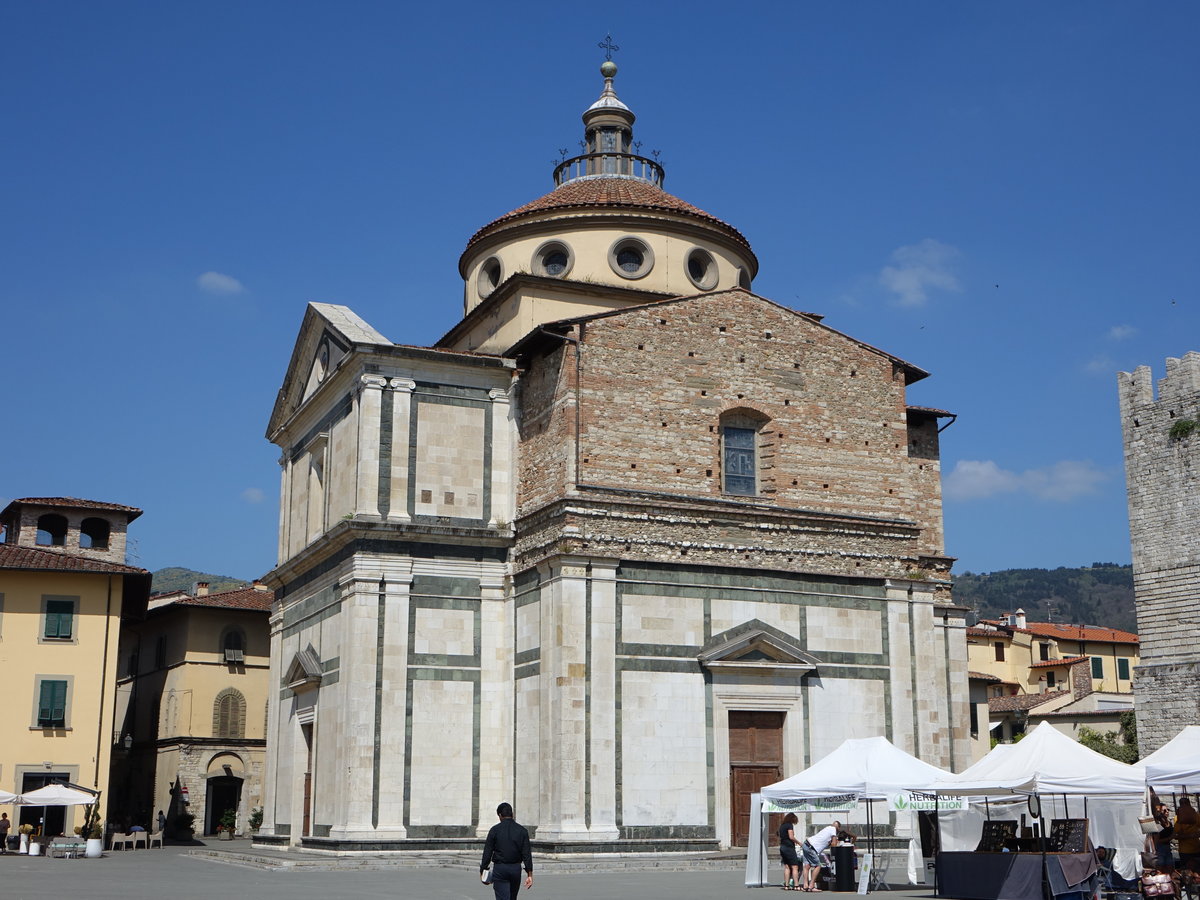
<box><xmin>462</xmin><ymin>176</ymin><xmax>753</xmax><ymax>258</ymax></box>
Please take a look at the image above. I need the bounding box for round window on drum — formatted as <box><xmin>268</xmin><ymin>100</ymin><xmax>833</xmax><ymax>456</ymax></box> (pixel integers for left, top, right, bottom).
<box><xmin>534</xmin><ymin>241</ymin><xmax>574</xmax><ymax>278</ymax></box>
<box><xmin>477</xmin><ymin>256</ymin><xmax>503</xmax><ymax>300</ymax></box>
<box><xmin>608</xmin><ymin>237</ymin><xmax>654</xmax><ymax>280</ymax></box>
<box><xmin>686</xmin><ymin>247</ymin><xmax>719</xmax><ymax>290</ymax></box>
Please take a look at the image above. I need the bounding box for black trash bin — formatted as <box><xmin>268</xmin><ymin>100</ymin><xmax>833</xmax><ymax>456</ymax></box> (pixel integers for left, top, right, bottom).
<box><xmin>832</xmin><ymin>845</ymin><xmax>857</xmax><ymax>891</ymax></box>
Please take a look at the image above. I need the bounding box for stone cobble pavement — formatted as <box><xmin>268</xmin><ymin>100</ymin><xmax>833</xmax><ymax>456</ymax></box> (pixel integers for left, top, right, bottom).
<box><xmin>0</xmin><ymin>840</ymin><xmax>942</xmax><ymax>900</ymax></box>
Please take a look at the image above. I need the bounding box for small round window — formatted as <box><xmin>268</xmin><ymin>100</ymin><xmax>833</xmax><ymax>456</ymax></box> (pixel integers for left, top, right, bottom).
<box><xmin>686</xmin><ymin>248</ymin><xmax>719</xmax><ymax>290</ymax></box>
<box><xmin>608</xmin><ymin>237</ymin><xmax>654</xmax><ymax>280</ymax></box>
<box><xmin>534</xmin><ymin>241</ymin><xmax>574</xmax><ymax>278</ymax></box>
<box><xmin>477</xmin><ymin>256</ymin><xmax>503</xmax><ymax>300</ymax></box>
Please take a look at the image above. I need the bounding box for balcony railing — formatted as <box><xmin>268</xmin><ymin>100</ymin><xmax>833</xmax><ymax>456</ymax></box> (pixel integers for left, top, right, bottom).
<box><xmin>553</xmin><ymin>152</ymin><xmax>665</xmax><ymax>188</ymax></box>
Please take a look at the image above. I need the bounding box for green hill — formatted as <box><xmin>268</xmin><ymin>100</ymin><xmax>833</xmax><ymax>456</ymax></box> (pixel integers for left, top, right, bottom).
<box><xmin>151</xmin><ymin>566</ymin><xmax>249</xmax><ymax>595</ymax></box>
<box><xmin>952</xmin><ymin>563</ymin><xmax>1136</xmax><ymax>634</ymax></box>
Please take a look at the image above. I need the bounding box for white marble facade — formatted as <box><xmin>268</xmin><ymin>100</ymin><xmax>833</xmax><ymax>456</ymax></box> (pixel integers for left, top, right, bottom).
<box><xmin>257</xmin><ymin>303</ymin><xmax>969</xmax><ymax>853</ymax></box>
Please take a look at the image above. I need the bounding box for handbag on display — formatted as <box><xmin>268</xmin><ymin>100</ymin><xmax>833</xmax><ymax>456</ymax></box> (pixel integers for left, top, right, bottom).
<box><xmin>1141</xmin><ymin>816</ymin><xmax>1162</xmax><ymax>834</ymax></box>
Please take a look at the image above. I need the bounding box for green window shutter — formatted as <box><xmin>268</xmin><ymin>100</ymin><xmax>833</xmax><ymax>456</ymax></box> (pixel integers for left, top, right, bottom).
<box><xmin>1117</xmin><ymin>658</ymin><xmax>1130</xmax><ymax>680</ymax></box>
<box><xmin>44</xmin><ymin>600</ymin><xmax>74</xmax><ymax>639</ymax></box>
<box><xmin>38</xmin><ymin>680</ymin><xmax>67</xmax><ymax>726</ymax></box>
<box><xmin>1090</xmin><ymin>657</ymin><xmax>1104</xmax><ymax>679</ymax></box>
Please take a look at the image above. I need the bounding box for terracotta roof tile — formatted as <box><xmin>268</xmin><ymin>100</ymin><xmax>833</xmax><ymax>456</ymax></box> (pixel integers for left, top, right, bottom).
<box><xmin>153</xmin><ymin>585</ymin><xmax>273</xmax><ymax>612</ymax></box>
<box><xmin>0</xmin><ymin>543</ymin><xmax>149</xmax><ymax>575</ymax></box>
<box><xmin>1029</xmin><ymin>656</ymin><xmax>1089</xmax><ymax>669</ymax></box>
<box><xmin>988</xmin><ymin>691</ymin><xmax>1068</xmax><ymax>712</ymax></box>
<box><xmin>1023</xmin><ymin>622</ymin><xmax>1139</xmax><ymax>644</ymax></box>
<box><xmin>969</xmin><ymin>671</ymin><xmax>1002</xmax><ymax>682</ymax></box>
<box><xmin>4</xmin><ymin>497</ymin><xmax>143</xmax><ymax>520</ymax></box>
<box><xmin>464</xmin><ymin>177</ymin><xmax>751</xmax><ymax>252</ymax></box>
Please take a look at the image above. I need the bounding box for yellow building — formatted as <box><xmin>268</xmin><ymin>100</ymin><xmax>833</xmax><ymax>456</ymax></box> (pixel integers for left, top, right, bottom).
<box><xmin>966</xmin><ymin>609</ymin><xmax>1139</xmax><ymax>743</ymax></box>
<box><xmin>111</xmin><ymin>582</ymin><xmax>271</xmax><ymax>836</ymax></box>
<box><xmin>0</xmin><ymin>497</ymin><xmax>149</xmax><ymax>837</ymax></box>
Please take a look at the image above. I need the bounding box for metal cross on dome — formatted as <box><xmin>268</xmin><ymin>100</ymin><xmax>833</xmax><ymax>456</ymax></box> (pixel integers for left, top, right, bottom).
<box><xmin>598</xmin><ymin>34</ymin><xmax>620</xmax><ymax>61</ymax></box>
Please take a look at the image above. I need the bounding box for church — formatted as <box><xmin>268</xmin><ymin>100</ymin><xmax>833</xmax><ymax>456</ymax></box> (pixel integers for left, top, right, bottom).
<box><xmin>258</xmin><ymin>55</ymin><xmax>969</xmax><ymax>853</ymax></box>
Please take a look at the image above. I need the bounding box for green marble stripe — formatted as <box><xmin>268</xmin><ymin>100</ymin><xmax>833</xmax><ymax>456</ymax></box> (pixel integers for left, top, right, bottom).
<box><xmin>616</xmin><ymin>562</ymin><xmax>888</xmax><ymax>597</ymax></box>
<box><xmin>943</xmin><ymin>620</ymin><xmax>955</xmax><ymax>770</ymax></box>
<box><xmin>515</xmin><ymin>662</ymin><xmax>540</xmax><ymax>680</ymax></box>
<box><xmin>620</xmin><ymin>825</ymin><xmax>717</xmax><ymax>840</ymax></box>
<box><xmin>377</xmin><ymin>386</ymin><xmax>393</xmax><ymax>518</ymax></box>
<box><xmin>321</xmin><ymin>656</ymin><xmax>340</xmax><ymax>672</ymax></box>
<box><xmin>514</xmin><ymin>648</ymin><xmax>540</xmax><ymax>666</ymax></box>
<box><xmin>909</xmin><ymin>602</ymin><xmax>920</xmax><ymax>757</ymax></box>
<box><xmin>403</xmin><ymin>667</ymin><xmax>483</xmax><ymax>830</ymax></box>
<box><xmin>406</xmin><ymin>392</ymin><xmax>493</xmax><ymax>524</ymax></box>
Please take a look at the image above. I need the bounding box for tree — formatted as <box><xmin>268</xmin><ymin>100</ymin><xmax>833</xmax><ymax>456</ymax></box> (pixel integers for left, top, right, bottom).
<box><xmin>1077</xmin><ymin>710</ymin><xmax>1139</xmax><ymax>763</ymax></box>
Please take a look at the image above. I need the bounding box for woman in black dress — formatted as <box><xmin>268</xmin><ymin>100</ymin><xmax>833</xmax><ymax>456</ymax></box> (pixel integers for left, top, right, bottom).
<box><xmin>779</xmin><ymin>812</ymin><xmax>801</xmax><ymax>890</ymax></box>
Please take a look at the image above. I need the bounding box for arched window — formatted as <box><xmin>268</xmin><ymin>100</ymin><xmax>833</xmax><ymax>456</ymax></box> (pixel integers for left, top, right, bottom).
<box><xmin>719</xmin><ymin>409</ymin><xmax>770</xmax><ymax>497</ymax></box>
<box><xmin>79</xmin><ymin>517</ymin><xmax>110</xmax><ymax>550</ymax></box>
<box><xmin>36</xmin><ymin>514</ymin><xmax>68</xmax><ymax>546</ymax></box>
<box><xmin>221</xmin><ymin>628</ymin><xmax>246</xmax><ymax>662</ymax></box>
<box><xmin>213</xmin><ymin>688</ymin><xmax>246</xmax><ymax>739</ymax></box>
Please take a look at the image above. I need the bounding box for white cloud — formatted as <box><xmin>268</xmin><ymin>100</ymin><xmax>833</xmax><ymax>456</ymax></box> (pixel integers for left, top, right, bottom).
<box><xmin>241</xmin><ymin>487</ymin><xmax>266</xmax><ymax>504</ymax></box>
<box><xmin>1084</xmin><ymin>355</ymin><xmax>1115</xmax><ymax>375</ymax></box>
<box><xmin>197</xmin><ymin>271</ymin><xmax>245</xmax><ymax>295</ymax></box>
<box><xmin>1108</xmin><ymin>324</ymin><xmax>1137</xmax><ymax>341</ymax></box>
<box><xmin>944</xmin><ymin>459</ymin><xmax>1109</xmax><ymax>503</ymax></box>
<box><xmin>878</xmin><ymin>238</ymin><xmax>962</xmax><ymax>307</ymax></box>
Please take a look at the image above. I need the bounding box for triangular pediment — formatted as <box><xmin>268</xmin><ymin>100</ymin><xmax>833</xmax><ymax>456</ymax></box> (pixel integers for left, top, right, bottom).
<box><xmin>285</xmin><ymin>644</ymin><xmax>323</xmax><ymax>692</ymax></box>
<box><xmin>699</xmin><ymin>619</ymin><xmax>820</xmax><ymax>676</ymax></box>
<box><xmin>267</xmin><ymin>303</ymin><xmax>391</xmax><ymax>439</ymax></box>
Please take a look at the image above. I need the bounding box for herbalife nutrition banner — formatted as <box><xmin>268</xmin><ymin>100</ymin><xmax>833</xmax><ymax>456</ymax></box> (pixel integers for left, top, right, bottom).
<box><xmin>762</xmin><ymin>793</ymin><xmax>859</xmax><ymax>813</ymax></box>
<box><xmin>888</xmin><ymin>790</ymin><xmax>968</xmax><ymax>812</ymax></box>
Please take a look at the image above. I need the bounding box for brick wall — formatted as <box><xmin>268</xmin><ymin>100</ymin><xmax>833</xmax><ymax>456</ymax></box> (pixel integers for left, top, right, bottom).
<box><xmin>514</xmin><ymin>291</ymin><xmax>949</xmax><ymax>573</ymax></box>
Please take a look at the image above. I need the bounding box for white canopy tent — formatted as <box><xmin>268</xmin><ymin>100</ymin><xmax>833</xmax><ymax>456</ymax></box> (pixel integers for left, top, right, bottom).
<box><xmin>1137</xmin><ymin>725</ymin><xmax>1200</xmax><ymax>789</ymax></box>
<box><xmin>0</xmin><ymin>789</ymin><xmax>17</xmax><ymax>804</ymax></box>
<box><xmin>746</xmin><ymin>736</ymin><xmax>952</xmax><ymax>887</ymax></box>
<box><xmin>929</xmin><ymin>722</ymin><xmax>1144</xmax><ymax>880</ymax></box>
<box><xmin>761</xmin><ymin>736</ymin><xmax>951</xmax><ymax>802</ymax></box>
<box><xmin>928</xmin><ymin>722</ymin><xmax>1146</xmax><ymax>798</ymax></box>
<box><xmin>17</xmin><ymin>784</ymin><xmax>99</xmax><ymax>806</ymax></box>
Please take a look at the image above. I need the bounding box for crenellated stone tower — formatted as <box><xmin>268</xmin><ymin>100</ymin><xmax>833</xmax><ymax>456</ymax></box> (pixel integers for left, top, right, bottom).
<box><xmin>1118</xmin><ymin>351</ymin><xmax>1200</xmax><ymax>752</ymax></box>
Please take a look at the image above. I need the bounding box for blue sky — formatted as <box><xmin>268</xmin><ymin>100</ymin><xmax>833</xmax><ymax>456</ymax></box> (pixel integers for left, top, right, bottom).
<box><xmin>4</xmin><ymin>2</ymin><xmax>1198</xmax><ymax>581</ymax></box>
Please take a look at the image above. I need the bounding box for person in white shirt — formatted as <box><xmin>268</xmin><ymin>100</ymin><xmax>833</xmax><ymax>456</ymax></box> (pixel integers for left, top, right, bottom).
<box><xmin>800</xmin><ymin>820</ymin><xmax>842</xmax><ymax>892</ymax></box>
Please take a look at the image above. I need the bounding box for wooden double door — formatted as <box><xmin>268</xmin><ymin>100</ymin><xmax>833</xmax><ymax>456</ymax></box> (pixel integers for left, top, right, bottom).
<box><xmin>729</xmin><ymin>711</ymin><xmax>784</xmax><ymax>847</ymax></box>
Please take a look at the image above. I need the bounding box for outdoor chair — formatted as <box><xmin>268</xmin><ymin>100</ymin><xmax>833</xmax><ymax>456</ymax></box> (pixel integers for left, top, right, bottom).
<box><xmin>868</xmin><ymin>851</ymin><xmax>891</xmax><ymax>891</ymax></box>
<box><xmin>132</xmin><ymin>831</ymin><xmax>147</xmax><ymax>850</ymax></box>
<box><xmin>111</xmin><ymin>832</ymin><xmax>134</xmax><ymax>851</ymax></box>
<box><xmin>147</xmin><ymin>831</ymin><xmax>163</xmax><ymax>849</ymax></box>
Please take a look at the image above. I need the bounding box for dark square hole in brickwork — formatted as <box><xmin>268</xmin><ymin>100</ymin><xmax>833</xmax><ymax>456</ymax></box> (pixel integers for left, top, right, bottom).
<box><xmin>630</xmin><ymin>463</ymin><xmax>636</xmax><ymax>469</ymax></box>
<box><xmin>688</xmin><ymin>351</ymin><xmax>695</xmax><ymax>357</ymax></box>
<box><xmin>661</xmin><ymin>421</ymin><xmax>667</xmax><ymax>427</ymax></box>
<box><xmin>659</xmin><ymin>318</ymin><xmax>667</xmax><ymax>325</ymax></box>
<box><xmin>823</xmin><ymin>484</ymin><xmax>829</xmax><ymax>489</ymax></box>
<box><xmin>825</xmin><ymin>437</ymin><xmax>830</xmax><ymax>443</ymax></box>
<box><xmin>737</xmin><ymin>393</ymin><xmax>744</xmax><ymax>399</ymax></box>
<box><xmin>865</xmin><ymin>441</ymin><xmax>870</xmax><ymax>446</ymax></box>
<box><xmin>784</xmin><ymin>399</ymin><xmax>790</xmax><ymax>406</ymax></box>
<box><xmin>765</xmin><ymin>331</ymin><xmax>773</xmax><ymax>339</ymax></box>
<box><xmin>676</xmin><ymin>468</ymin><xmax>682</xmax><ymax>474</ymax></box>
<box><xmin>709</xmin><ymin>425</ymin><xmax>715</xmax><ymax>432</ymax></box>
<box><xmin>792</xmin><ymin>479</ymin><xmax>798</xmax><ymax>486</ymax></box>
<box><xmin>718</xmin><ymin>326</ymin><xmax>726</xmax><ymax>333</ymax></box>
<box><xmin>706</xmin><ymin>469</ymin><xmax>713</xmax><ymax>477</ymax></box>
<box><xmin>420</xmin><ymin>490</ymin><xmax>432</xmax><ymax>503</ymax></box>
<box><xmin>793</xmin><ymin>363</ymin><xmax>800</xmax><ymax>369</ymax></box>
<box><xmin>701</xmin><ymin>390</ymin><xmax>707</xmax><ymax>396</ymax></box>
<box><xmin>850</xmin><ymin>370</ymin><xmax>857</xmax><ymax>377</ymax></box>
<box><xmin>584</xmin><ymin>457</ymin><xmax>589</xmax><ymax>463</ymax></box>
<box><xmin>638</xmin><ymin>344</ymin><xmax>644</xmax><ymax>350</ymax></box>
<box><xmin>739</xmin><ymin>355</ymin><xmax>745</xmax><ymax>363</ymax></box>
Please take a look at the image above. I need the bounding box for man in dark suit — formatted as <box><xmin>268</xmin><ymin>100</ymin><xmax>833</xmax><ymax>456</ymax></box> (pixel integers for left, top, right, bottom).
<box><xmin>480</xmin><ymin>802</ymin><xmax>533</xmax><ymax>899</ymax></box>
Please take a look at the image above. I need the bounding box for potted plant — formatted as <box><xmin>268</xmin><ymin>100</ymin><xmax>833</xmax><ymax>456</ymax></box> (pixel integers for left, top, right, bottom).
<box><xmin>217</xmin><ymin>808</ymin><xmax>237</xmax><ymax>840</ymax></box>
<box><xmin>18</xmin><ymin>823</ymin><xmax>33</xmax><ymax>855</ymax></box>
<box><xmin>248</xmin><ymin>807</ymin><xmax>263</xmax><ymax>834</ymax></box>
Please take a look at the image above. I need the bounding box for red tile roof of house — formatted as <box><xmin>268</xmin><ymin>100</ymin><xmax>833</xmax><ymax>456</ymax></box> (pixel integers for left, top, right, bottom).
<box><xmin>465</xmin><ymin>177</ymin><xmax>752</xmax><ymax>252</ymax></box>
<box><xmin>1029</xmin><ymin>656</ymin><xmax>1089</xmax><ymax>669</ymax></box>
<box><xmin>967</xmin><ymin>626</ymin><xmax>1004</xmax><ymax>638</ymax></box>
<box><xmin>3</xmin><ymin>497</ymin><xmax>143</xmax><ymax>521</ymax></box>
<box><xmin>1023</xmin><ymin>622</ymin><xmax>1138</xmax><ymax>645</ymax></box>
<box><xmin>152</xmin><ymin>585</ymin><xmax>273</xmax><ymax>612</ymax></box>
<box><xmin>988</xmin><ymin>691</ymin><xmax>1069</xmax><ymax>712</ymax></box>
<box><xmin>969</xmin><ymin>670</ymin><xmax>1002</xmax><ymax>682</ymax></box>
<box><xmin>0</xmin><ymin>543</ymin><xmax>149</xmax><ymax>575</ymax></box>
